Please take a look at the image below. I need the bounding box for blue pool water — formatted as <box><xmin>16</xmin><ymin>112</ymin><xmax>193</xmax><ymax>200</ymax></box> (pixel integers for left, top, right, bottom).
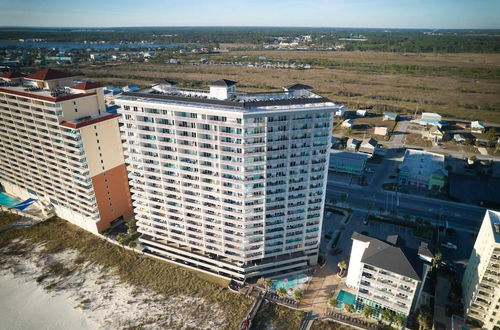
<box><xmin>0</xmin><ymin>193</ymin><xmax>21</xmax><ymax>207</ymax></box>
<box><xmin>336</xmin><ymin>290</ymin><xmax>356</xmax><ymax>308</ymax></box>
<box><xmin>271</xmin><ymin>274</ymin><xmax>309</xmax><ymax>296</ymax></box>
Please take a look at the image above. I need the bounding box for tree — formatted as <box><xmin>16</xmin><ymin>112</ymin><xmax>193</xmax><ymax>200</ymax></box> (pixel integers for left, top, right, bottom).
<box><xmin>344</xmin><ymin>304</ymin><xmax>355</xmax><ymax>313</ymax></box>
<box><xmin>362</xmin><ymin>305</ymin><xmax>374</xmax><ymax>319</ymax></box>
<box><xmin>276</xmin><ymin>287</ymin><xmax>287</xmax><ymax>297</ymax></box>
<box><xmin>417</xmin><ymin>311</ymin><xmax>429</xmax><ymax>330</ymax></box>
<box><xmin>128</xmin><ymin>240</ymin><xmax>137</xmax><ymax>250</ymax></box>
<box><xmin>381</xmin><ymin>309</ymin><xmax>394</xmax><ymax>325</ymax></box>
<box><xmin>116</xmin><ymin>233</ymin><xmax>127</xmax><ymax>246</ymax></box>
<box><xmin>394</xmin><ymin>314</ymin><xmax>405</xmax><ymax>328</ymax></box>
<box><xmin>264</xmin><ymin>279</ymin><xmax>273</xmax><ymax>290</ymax></box>
<box><xmin>293</xmin><ymin>289</ymin><xmax>303</xmax><ymax>301</ymax></box>
<box><xmin>337</xmin><ymin>260</ymin><xmax>347</xmax><ymax>277</ymax></box>
<box><xmin>432</xmin><ymin>252</ymin><xmax>442</xmax><ymax>269</ymax></box>
<box><xmin>329</xmin><ymin>297</ymin><xmax>339</xmax><ymax>308</ymax></box>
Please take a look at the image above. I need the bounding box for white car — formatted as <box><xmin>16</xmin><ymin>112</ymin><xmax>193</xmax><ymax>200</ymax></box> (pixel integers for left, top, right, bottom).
<box><xmin>441</xmin><ymin>242</ymin><xmax>458</xmax><ymax>250</ymax></box>
<box><xmin>365</xmin><ymin>168</ymin><xmax>374</xmax><ymax>173</ymax></box>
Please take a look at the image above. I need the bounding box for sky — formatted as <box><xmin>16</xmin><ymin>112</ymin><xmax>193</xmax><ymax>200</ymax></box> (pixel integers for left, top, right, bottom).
<box><xmin>0</xmin><ymin>0</ymin><xmax>499</xmax><ymax>29</ymax></box>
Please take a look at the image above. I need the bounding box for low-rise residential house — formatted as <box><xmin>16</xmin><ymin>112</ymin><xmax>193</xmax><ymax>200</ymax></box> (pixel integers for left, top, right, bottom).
<box><xmin>383</xmin><ymin>113</ymin><xmax>398</xmax><ymax>121</ymax></box>
<box><xmin>346</xmin><ymin>233</ymin><xmax>434</xmax><ymax>319</ymax></box>
<box><xmin>335</xmin><ymin>105</ymin><xmax>347</xmax><ymax>118</ymax></box>
<box><xmin>419</xmin><ymin>112</ymin><xmax>443</xmax><ymax>128</ymax></box>
<box><xmin>424</xmin><ymin>126</ymin><xmax>444</xmax><ymax>143</ymax></box>
<box><xmin>341</xmin><ymin>119</ymin><xmax>353</xmax><ymax>128</ymax></box>
<box><xmin>471</xmin><ymin>121</ymin><xmax>486</xmax><ymax>133</ymax></box>
<box><xmin>358</xmin><ymin>138</ymin><xmax>378</xmax><ymax>157</ymax></box>
<box><xmin>356</xmin><ymin>109</ymin><xmax>367</xmax><ymax>117</ymax></box>
<box><xmin>374</xmin><ymin>127</ymin><xmax>388</xmax><ymax>136</ymax></box>
<box><xmin>122</xmin><ymin>84</ymin><xmax>139</xmax><ymax>93</ymax></box>
<box><xmin>329</xmin><ymin>150</ymin><xmax>369</xmax><ymax>175</ymax></box>
<box><xmin>346</xmin><ymin>137</ymin><xmax>361</xmax><ymax>151</ymax></box>
<box><xmin>454</xmin><ymin>133</ymin><xmax>466</xmax><ymax>143</ymax></box>
<box><xmin>398</xmin><ymin>149</ymin><xmax>447</xmax><ymax>191</ymax></box>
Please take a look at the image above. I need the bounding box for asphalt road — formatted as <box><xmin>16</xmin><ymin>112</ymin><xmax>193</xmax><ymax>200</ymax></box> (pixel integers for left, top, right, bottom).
<box><xmin>326</xmin><ymin>182</ymin><xmax>486</xmax><ymax>233</ymax></box>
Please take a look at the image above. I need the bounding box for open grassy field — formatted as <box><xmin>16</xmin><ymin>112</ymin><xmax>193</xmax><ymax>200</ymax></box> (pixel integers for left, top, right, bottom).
<box><xmin>68</xmin><ymin>51</ymin><xmax>500</xmax><ymax>122</ymax></box>
<box><xmin>0</xmin><ymin>216</ymin><xmax>252</xmax><ymax>329</ymax></box>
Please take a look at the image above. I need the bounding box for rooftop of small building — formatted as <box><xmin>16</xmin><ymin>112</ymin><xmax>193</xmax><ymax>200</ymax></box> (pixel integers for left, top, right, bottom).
<box><xmin>330</xmin><ymin>149</ymin><xmax>370</xmax><ymax>161</ymax></box>
<box><xmin>59</xmin><ymin>111</ymin><xmax>120</xmax><ymax>129</ymax></box>
<box><xmin>399</xmin><ymin>149</ymin><xmax>447</xmax><ymax>177</ymax></box>
<box><xmin>116</xmin><ymin>79</ymin><xmax>340</xmax><ymax>112</ymax></box>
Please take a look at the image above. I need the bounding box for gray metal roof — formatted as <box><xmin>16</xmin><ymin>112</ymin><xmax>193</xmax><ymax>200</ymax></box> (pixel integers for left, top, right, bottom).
<box><xmin>284</xmin><ymin>83</ymin><xmax>314</xmax><ymax>91</ymax></box>
<box><xmin>209</xmin><ymin>79</ymin><xmax>238</xmax><ymax>87</ymax></box>
<box><xmin>352</xmin><ymin>232</ymin><xmax>425</xmax><ymax>281</ymax></box>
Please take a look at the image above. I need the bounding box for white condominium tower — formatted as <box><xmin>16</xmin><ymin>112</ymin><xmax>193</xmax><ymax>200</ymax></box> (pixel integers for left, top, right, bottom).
<box><xmin>462</xmin><ymin>210</ymin><xmax>500</xmax><ymax>330</ymax></box>
<box><xmin>115</xmin><ymin>80</ymin><xmax>341</xmax><ymax>281</ymax></box>
<box><xmin>0</xmin><ymin>69</ymin><xmax>133</xmax><ymax>233</ymax></box>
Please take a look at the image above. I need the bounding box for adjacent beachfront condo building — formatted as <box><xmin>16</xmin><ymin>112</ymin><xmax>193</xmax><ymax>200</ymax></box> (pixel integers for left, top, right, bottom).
<box><xmin>346</xmin><ymin>233</ymin><xmax>433</xmax><ymax>318</ymax></box>
<box><xmin>115</xmin><ymin>80</ymin><xmax>341</xmax><ymax>281</ymax></box>
<box><xmin>462</xmin><ymin>210</ymin><xmax>500</xmax><ymax>330</ymax></box>
<box><xmin>0</xmin><ymin>68</ymin><xmax>133</xmax><ymax>233</ymax></box>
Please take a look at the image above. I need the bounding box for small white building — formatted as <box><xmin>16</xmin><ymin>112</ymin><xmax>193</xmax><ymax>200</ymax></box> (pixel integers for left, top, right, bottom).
<box><xmin>335</xmin><ymin>105</ymin><xmax>347</xmax><ymax>118</ymax></box>
<box><xmin>356</xmin><ymin>109</ymin><xmax>367</xmax><ymax>117</ymax></box>
<box><xmin>341</xmin><ymin>119</ymin><xmax>353</xmax><ymax>128</ymax></box>
<box><xmin>471</xmin><ymin>121</ymin><xmax>485</xmax><ymax>133</ymax></box>
<box><xmin>374</xmin><ymin>127</ymin><xmax>388</xmax><ymax>136</ymax></box>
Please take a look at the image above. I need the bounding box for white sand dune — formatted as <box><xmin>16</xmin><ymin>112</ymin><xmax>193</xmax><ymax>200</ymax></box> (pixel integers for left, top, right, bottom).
<box><xmin>0</xmin><ymin>242</ymin><xmax>226</xmax><ymax>329</ymax></box>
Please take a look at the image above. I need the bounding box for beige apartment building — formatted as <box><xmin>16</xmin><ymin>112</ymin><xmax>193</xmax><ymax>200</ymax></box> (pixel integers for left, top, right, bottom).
<box><xmin>0</xmin><ymin>68</ymin><xmax>133</xmax><ymax>233</ymax></box>
<box><xmin>463</xmin><ymin>210</ymin><xmax>500</xmax><ymax>330</ymax></box>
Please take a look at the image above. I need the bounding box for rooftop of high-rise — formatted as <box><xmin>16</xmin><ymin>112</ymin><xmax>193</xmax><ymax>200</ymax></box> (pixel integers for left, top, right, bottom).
<box><xmin>116</xmin><ymin>79</ymin><xmax>341</xmax><ymax>112</ymax></box>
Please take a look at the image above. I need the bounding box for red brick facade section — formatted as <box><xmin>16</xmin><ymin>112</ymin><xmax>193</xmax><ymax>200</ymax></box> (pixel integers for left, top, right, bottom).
<box><xmin>92</xmin><ymin>163</ymin><xmax>134</xmax><ymax>232</ymax></box>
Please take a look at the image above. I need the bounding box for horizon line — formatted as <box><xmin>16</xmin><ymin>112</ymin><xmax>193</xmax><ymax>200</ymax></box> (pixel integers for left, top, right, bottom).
<box><xmin>1</xmin><ymin>25</ymin><xmax>500</xmax><ymax>31</ymax></box>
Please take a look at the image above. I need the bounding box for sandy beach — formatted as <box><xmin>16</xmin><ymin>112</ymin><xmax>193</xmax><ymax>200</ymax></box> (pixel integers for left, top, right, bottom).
<box><xmin>0</xmin><ymin>240</ymin><xmax>227</xmax><ymax>329</ymax></box>
<box><xmin>0</xmin><ymin>274</ymin><xmax>97</xmax><ymax>330</ymax></box>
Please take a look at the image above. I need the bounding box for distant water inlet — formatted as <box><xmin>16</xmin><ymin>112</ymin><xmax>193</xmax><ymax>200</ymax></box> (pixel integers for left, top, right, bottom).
<box><xmin>270</xmin><ymin>274</ymin><xmax>309</xmax><ymax>296</ymax></box>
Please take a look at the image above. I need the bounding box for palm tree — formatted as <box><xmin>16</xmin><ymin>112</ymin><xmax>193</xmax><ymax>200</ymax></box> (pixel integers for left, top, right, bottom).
<box><xmin>128</xmin><ymin>240</ymin><xmax>137</xmax><ymax>251</ymax></box>
<box><xmin>362</xmin><ymin>305</ymin><xmax>374</xmax><ymax>319</ymax></box>
<box><xmin>432</xmin><ymin>252</ymin><xmax>442</xmax><ymax>269</ymax></box>
<box><xmin>381</xmin><ymin>309</ymin><xmax>394</xmax><ymax>325</ymax></box>
<box><xmin>329</xmin><ymin>297</ymin><xmax>339</xmax><ymax>308</ymax></box>
<box><xmin>276</xmin><ymin>287</ymin><xmax>287</xmax><ymax>297</ymax></box>
<box><xmin>417</xmin><ymin>312</ymin><xmax>428</xmax><ymax>330</ymax></box>
<box><xmin>394</xmin><ymin>314</ymin><xmax>405</xmax><ymax>329</ymax></box>
<box><xmin>337</xmin><ymin>260</ymin><xmax>347</xmax><ymax>277</ymax></box>
<box><xmin>344</xmin><ymin>303</ymin><xmax>355</xmax><ymax>313</ymax></box>
<box><xmin>264</xmin><ymin>279</ymin><xmax>273</xmax><ymax>290</ymax></box>
<box><xmin>293</xmin><ymin>289</ymin><xmax>303</xmax><ymax>301</ymax></box>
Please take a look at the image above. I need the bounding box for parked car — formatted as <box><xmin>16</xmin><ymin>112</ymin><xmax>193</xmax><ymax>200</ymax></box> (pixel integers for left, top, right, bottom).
<box><xmin>441</xmin><ymin>242</ymin><xmax>458</xmax><ymax>250</ymax></box>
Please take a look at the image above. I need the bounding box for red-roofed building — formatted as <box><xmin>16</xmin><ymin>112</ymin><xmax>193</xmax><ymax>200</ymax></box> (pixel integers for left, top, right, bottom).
<box><xmin>0</xmin><ymin>71</ymin><xmax>25</xmax><ymax>83</ymax></box>
<box><xmin>25</xmin><ymin>68</ymin><xmax>75</xmax><ymax>89</ymax></box>
<box><xmin>71</xmin><ymin>81</ymin><xmax>102</xmax><ymax>91</ymax></box>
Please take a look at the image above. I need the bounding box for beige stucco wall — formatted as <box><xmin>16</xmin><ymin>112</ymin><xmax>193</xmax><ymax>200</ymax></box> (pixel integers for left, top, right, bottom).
<box><xmin>80</xmin><ymin>117</ymin><xmax>125</xmax><ymax>177</ymax></box>
<box><xmin>60</xmin><ymin>93</ymin><xmax>105</xmax><ymax>121</ymax></box>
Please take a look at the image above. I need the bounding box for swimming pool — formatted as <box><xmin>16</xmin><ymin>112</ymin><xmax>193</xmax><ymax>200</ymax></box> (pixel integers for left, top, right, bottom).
<box><xmin>336</xmin><ymin>290</ymin><xmax>356</xmax><ymax>308</ymax></box>
<box><xmin>270</xmin><ymin>274</ymin><xmax>309</xmax><ymax>296</ymax></box>
<box><xmin>0</xmin><ymin>193</ymin><xmax>21</xmax><ymax>208</ymax></box>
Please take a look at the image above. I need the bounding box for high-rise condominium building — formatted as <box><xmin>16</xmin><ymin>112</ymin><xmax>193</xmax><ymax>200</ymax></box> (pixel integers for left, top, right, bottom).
<box><xmin>115</xmin><ymin>80</ymin><xmax>341</xmax><ymax>281</ymax></box>
<box><xmin>462</xmin><ymin>210</ymin><xmax>500</xmax><ymax>329</ymax></box>
<box><xmin>0</xmin><ymin>69</ymin><xmax>133</xmax><ymax>233</ymax></box>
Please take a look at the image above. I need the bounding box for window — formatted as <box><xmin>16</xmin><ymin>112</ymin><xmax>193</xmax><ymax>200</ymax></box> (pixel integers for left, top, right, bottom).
<box><xmin>95</xmin><ymin>132</ymin><xmax>98</xmax><ymax>136</ymax></box>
